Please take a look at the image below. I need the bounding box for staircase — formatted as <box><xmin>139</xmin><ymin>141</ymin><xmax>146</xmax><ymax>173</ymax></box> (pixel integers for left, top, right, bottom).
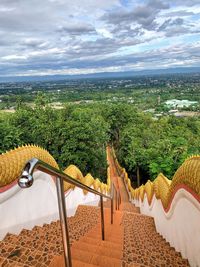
<box><xmin>0</xmin><ymin>201</ymin><xmax>190</xmax><ymax>267</ymax></box>
<box><xmin>0</xmin><ymin>204</ymin><xmax>123</xmax><ymax>267</ymax></box>
<box><xmin>0</xmin><ymin>148</ymin><xmax>191</xmax><ymax>267</ymax></box>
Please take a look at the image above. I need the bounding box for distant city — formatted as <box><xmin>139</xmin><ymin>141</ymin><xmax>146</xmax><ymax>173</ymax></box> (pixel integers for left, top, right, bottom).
<box><xmin>0</xmin><ymin>72</ymin><xmax>199</xmax><ymax>118</ymax></box>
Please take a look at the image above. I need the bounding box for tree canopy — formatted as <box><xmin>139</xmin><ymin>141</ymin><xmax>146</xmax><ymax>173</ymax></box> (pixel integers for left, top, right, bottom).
<box><xmin>0</xmin><ymin>98</ymin><xmax>199</xmax><ymax>185</ymax></box>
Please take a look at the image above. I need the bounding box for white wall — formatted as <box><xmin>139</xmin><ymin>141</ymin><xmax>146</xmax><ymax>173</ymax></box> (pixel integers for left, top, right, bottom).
<box><xmin>0</xmin><ymin>171</ymin><xmax>107</xmax><ymax>240</ymax></box>
<box><xmin>0</xmin><ymin>171</ymin><xmax>58</xmax><ymax>240</ymax></box>
<box><xmin>134</xmin><ymin>189</ymin><xmax>200</xmax><ymax>267</ymax></box>
<box><xmin>65</xmin><ymin>186</ymin><xmax>100</xmax><ymax>217</ymax></box>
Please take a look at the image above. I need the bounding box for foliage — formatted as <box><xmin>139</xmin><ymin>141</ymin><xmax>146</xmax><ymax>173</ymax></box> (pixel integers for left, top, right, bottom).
<box><xmin>0</xmin><ymin>97</ymin><xmax>109</xmax><ymax>181</ymax></box>
<box><xmin>0</xmin><ymin>115</ymin><xmax>23</xmax><ymax>153</ymax></box>
<box><xmin>0</xmin><ymin>90</ymin><xmax>199</xmax><ymax>184</ymax></box>
<box><xmin>118</xmin><ymin>112</ymin><xmax>200</xmax><ymax>182</ymax></box>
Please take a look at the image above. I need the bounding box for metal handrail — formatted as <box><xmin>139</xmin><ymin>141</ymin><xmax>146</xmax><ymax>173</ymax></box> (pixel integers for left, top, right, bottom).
<box><xmin>110</xmin><ymin>147</ymin><xmax>130</xmax><ymax>205</ymax></box>
<box><xmin>18</xmin><ymin>158</ymin><xmax>118</xmax><ymax>267</ymax></box>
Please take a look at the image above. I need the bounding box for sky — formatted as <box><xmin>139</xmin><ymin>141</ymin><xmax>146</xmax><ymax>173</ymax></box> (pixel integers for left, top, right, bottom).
<box><xmin>0</xmin><ymin>0</ymin><xmax>200</xmax><ymax>77</ymax></box>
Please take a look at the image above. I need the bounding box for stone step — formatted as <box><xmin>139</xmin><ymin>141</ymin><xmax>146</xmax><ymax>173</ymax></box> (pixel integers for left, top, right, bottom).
<box><xmin>0</xmin><ymin>242</ymin><xmax>54</xmax><ymax>266</ymax></box>
<box><xmin>4</xmin><ymin>228</ymin><xmax>63</xmax><ymax>256</ymax></box>
<box><xmin>0</xmin><ymin>205</ymin><xmax>102</xmax><ymax>266</ymax></box>
<box><xmin>3</xmin><ymin>233</ymin><xmax>19</xmax><ymax>244</ymax></box>
<box><xmin>0</xmin><ymin>256</ymin><xmax>31</xmax><ymax>267</ymax></box>
<box><xmin>122</xmin><ymin>211</ymin><xmax>190</xmax><ymax>267</ymax></box>
<box><xmin>120</xmin><ymin>203</ymin><xmax>140</xmax><ymax>213</ymax></box>
<box><xmin>49</xmin><ymin>255</ymin><xmax>99</xmax><ymax>267</ymax></box>
<box><xmin>72</xmin><ymin>240</ymin><xmax>123</xmax><ymax>259</ymax></box>
<box><xmin>49</xmin><ymin>247</ymin><xmax>122</xmax><ymax>267</ymax></box>
<box><xmin>86</xmin><ymin>231</ymin><xmax>123</xmax><ymax>243</ymax></box>
<box><xmin>79</xmin><ymin>236</ymin><xmax>123</xmax><ymax>251</ymax></box>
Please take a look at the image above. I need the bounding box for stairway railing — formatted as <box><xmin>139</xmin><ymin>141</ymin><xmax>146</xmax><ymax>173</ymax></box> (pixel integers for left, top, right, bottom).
<box><xmin>110</xmin><ymin>146</ymin><xmax>132</xmax><ymax>202</ymax></box>
<box><xmin>18</xmin><ymin>158</ymin><xmax>119</xmax><ymax>267</ymax></box>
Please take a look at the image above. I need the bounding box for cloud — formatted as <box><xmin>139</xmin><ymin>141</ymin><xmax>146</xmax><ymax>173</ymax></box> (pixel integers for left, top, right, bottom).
<box><xmin>148</xmin><ymin>0</ymin><xmax>169</xmax><ymax>10</ymax></box>
<box><xmin>163</xmin><ymin>10</ymin><xmax>195</xmax><ymax>17</ymax></box>
<box><xmin>2</xmin><ymin>42</ymin><xmax>200</xmax><ymax>77</ymax></box>
<box><xmin>169</xmin><ymin>0</ymin><xmax>200</xmax><ymax>7</ymax></box>
<box><xmin>58</xmin><ymin>23</ymin><xmax>96</xmax><ymax>35</ymax></box>
<box><xmin>158</xmin><ymin>17</ymin><xmax>184</xmax><ymax>31</ymax></box>
<box><xmin>165</xmin><ymin>26</ymin><xmax>191</xmax><ymax>37</ymax></box>
<box><xmin>0</xmin><ymin>0</ymin><xmax>199</xmax><ymax>77</ymax></box>
<box><xmin>101</xmin><ymin>0</ymin><xmax>169</xmax><ymax>30</ymax></box>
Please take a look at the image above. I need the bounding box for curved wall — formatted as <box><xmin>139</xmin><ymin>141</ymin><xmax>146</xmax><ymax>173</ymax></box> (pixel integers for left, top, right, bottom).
<box><xmin>64</xmin><ymin>186</ymin><xmax>101</xmax><ymax>217</ymax></box>
<box><xmin>134</xmin><ymin>188</ymin><xmax>200</xmax><ymax>267</ymax></box>
<box><xmin>112</xmin><ymin>147</ymin><xmax>200</xmax><ymax>266</ymax></box>
<box><xmin>0</xmin><ymin>171</ymin><xmax>58</xmax><ymax>240</ymax></box>
<box><xmin>0</xmin><ymin>171</ymin><xmax>106</xmax><ymax>240</ymax></box>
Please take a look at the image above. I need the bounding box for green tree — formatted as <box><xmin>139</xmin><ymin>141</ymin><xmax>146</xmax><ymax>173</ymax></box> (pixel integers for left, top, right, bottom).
<box><xmin>0</xmin><ymin>116</ymin><xmax>23</xmax><ymax>153</ymax></box>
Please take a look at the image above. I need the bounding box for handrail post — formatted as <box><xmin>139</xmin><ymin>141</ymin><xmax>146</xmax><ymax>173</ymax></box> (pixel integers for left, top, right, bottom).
<box><xmin>115</xmin><ymin>187</ymin><xmax>117</xmax><ymax>210</ymax></box>
<box><xmin>100</xmin><ymin>195</ymin><xmax>105</xmax><ymax>240</ymax></box>
<box><xmin>111</xmin><ymin>198</ymin><xmax>113</xmax><ymax>224</ymax></box>
<box><xmin>118</xmin><ymin>192</ymin><xmax>120</xmax><ymax>210</ymax></box>
<box><xmin>116</xmin><ymin>190</ymin><xmax>118</xmax><ymax>210</ymax></box>
<box><xmin>56</xmin><ymin>177</ymin><xmax>72</xmax><ymax>267</ymax></box>
<box><xmin>115</xmin><ymin>189</ymin><xmax>117</xmax><ymax>210</ymax></box>
<box><xmin>111</xmin><ymin>183</ymin><xmax>114</xmax><ymax>224</ymax></box>
<box><xmin>117</xmin><ymin>191</ymin><xmax>119</xmax><ymax>210</ymax></box>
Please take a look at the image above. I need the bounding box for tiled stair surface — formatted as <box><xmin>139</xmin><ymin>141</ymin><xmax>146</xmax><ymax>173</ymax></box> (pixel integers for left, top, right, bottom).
<box><xmin>109</xmin><ymin>146</ymin><xmax>190</xmax><ymax>267</ymax></box>
<box><xmin>120</xmin><ymin>202</ymin><xmax>139</xmax><ymax>213</ymax></box>
<box><xmin>49</xmin><ymin>208</ymin><xmax>123</xmax><ymax>267</ymax></box>
<box><xmin>102</xmin><ymin>200</ymin><xmax>140</xmax><ymax>214</ymax></box>
<box><xmin>0</xmin><ymin>205</ymin><xmax>101</xmax><ymax>267</ymax></box>
<box><xmin>0</xmin><ymin>202</ymin><xmax>191</xmax><ymax>267</ymax></box>
<box><xmin>122</xmin><ymin>212</ymin><xmax>190</xmax><ymax>267</ymax></box>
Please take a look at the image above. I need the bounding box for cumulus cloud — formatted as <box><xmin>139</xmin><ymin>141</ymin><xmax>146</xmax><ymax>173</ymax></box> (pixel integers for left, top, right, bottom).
<box><xmin>148</xmin><ymin>0</ymin><xmax>169</xmax><ymax>10</ymax></box>
<box><xmin>169</xmin><ymin>0</ymin><xmax>200</xmax><ymax>7</ymax></box>
<box><xmin>158</xmin><ymin>17</ymin><xmax>184</xmax><ymax>31</ymax></box>
<box><xmin>0</xmin><ymin>0</ymin><xmax>199</xmax><ymax>77</ymax></box>
<box><xmin>163</xmin><ymin>10</ymin><xmax>195</xmax><ymax>17</ymax></box>
<box><xmin>58</xmin><ymin>23</ymin><xmax>96</xmax><ymax>35</ymax></box>
<box><xmin>101</xmin><ymin>0</ymin><xmax>169</xmax><ymax>30</ymax></box>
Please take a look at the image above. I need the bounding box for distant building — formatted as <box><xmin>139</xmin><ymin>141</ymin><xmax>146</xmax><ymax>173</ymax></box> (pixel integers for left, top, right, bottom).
<box><xmin>165</xmin><ymin>99</ymin><xmax>198</xmax><ymax>108</ymax></box>
<box><xmin>168</xmin><ymin>109</ymin><xmax>178</xmax><ymax>113</ymax></box>
<box><xmin>144</xmin><ymin>109</ymin><xmax>155</xmax><ymax>113</ymax></box>
<box><xmin>154</xmin><ymin>113</ymin><xmax>163</xmax><ymax>117</ymax></box>
<box><xmin>174</xmin><ymin>111</ymin><xmax>200</xmax><ymax>117</ymax></box>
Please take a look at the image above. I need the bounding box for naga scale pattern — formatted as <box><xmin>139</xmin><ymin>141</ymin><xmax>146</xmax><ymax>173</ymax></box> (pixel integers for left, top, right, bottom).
<box><xmin>1</xmin><ymin>145</ymin><xmax>200</xmax><ymax>204</ymax></box>
<box><xmin>111</xmin><ymin>147</ymin><xmax>200</xmax><ymax>209</ymax></box>
<box><xmin>0</xmin><ymin>145</ymin><xmax>58</xmax><ymax>187</ymax></box>
<box><xmin>0</xmin><ymin>145</ymin><xmax>108</xmax><ymax>195</ymax></box>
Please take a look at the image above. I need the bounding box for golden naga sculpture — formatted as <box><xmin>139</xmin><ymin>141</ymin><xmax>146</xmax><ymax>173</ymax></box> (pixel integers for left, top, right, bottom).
<box><xmin>63</xmin><ymin>164</ymin><xmax>84</xmax><ymax>191</ymax></box>
<box><xmin>144</xmin><ymin>180</ymin><xmax>153</xmax><ymax>204</ymax></box>
<box><xmin>93</xmin><ymin>178</ymin><xmax>101</xmax><ymax>191</ymax></box>
<box><xmin>112</xmin><ymin>149</ymin><xmax>200</xmax><ymax>209</ymax></box>
<box><xmin>0</xmin><ymin>145</ymin><xmax>108</xmax><ymax>195</ymax></box>
<box><xmin>153</xmin><ymin>174</ymin><xmax>171</xmax><ymax>208</ymax></box>
<box><xmin>0</xmin><ymin>145</ymin><xmax>58</xmax><ymax>187</ymax></box>
<box><xmin>83</xmin><ymin>173</ymin><xmax>94</xmax><ymax>195</ymax></box>
<box><xmin>169</xmin><ymin>155</ymin><xmax>200</xmax><ymax>199</ymax></box>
